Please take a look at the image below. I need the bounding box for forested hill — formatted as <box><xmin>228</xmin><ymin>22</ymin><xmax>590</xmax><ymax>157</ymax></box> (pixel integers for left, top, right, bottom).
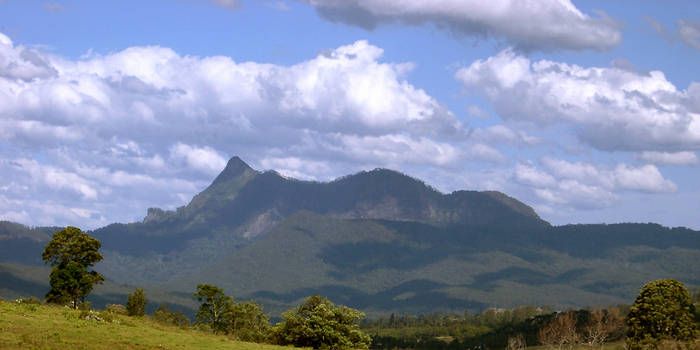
<box><xmin>1</xmin><ymin>156</ymin><xmax>699</xmax><ymax>316</ymax></box>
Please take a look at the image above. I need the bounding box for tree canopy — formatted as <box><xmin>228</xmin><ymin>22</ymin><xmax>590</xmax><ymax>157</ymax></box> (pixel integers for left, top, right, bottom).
<box><xmin>42</xmin><ymin>226</ymin><xmax>103</xmax><ymax>308</ymax></box>
<box><xmin>194</xmin><ymin>284</ymin><xmax>233</xmax><ymax>334</ymax></box>
<box><xmin>272</xmin><ymin>294</ymin><xmax>371</xmax><ymax>350</ymax></box>
<box><xmin>193</xmin><ymin>284</ymin><xmax>270</xmax><ymax>340</ymax></box>
<box><xmin>626</xmin><ymin>278</ymin><xmax>697</xmax><ymax>349</ymax></box>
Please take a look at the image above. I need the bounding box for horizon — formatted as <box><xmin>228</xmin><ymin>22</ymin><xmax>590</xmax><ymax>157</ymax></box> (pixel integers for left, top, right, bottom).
<box><xmin>1</xmin><ymin>1</ymin><xmax>699</xmax><ymax>230</ymax></box>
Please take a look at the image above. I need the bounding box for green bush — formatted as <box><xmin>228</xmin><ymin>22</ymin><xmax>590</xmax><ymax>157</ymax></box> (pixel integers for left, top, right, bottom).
<box><xmin>228</xmin><ymin>300</ymin><xmax>270</xmax><ymax>342</ymax></box>
<box><xmin>272</xmin><ymin>294</ymin><xmax>371</xmax><ymax>350</ymax></box>
<box><xmin>106</xmin><ymin>303</ymin><xmax>127</xmax><ymax>315</ymax></box>
<box><xmin>626</xmin><ymin>279</ymin><xmax>698</xmax><ymax>349</ymax></box>
<box><xmin>17</xmin><ymin>296</ymin><xmax>41</xmax><ymax>305</ymax></box>
<box><xmin>154</xmin><ymin>304</ymin><xmax>190</xmax><ymax>328</ymax></box>
<box><xmin>126</xmin><ymin>288</ymin><xmax>147</xmax><ymax>317</ymax></box>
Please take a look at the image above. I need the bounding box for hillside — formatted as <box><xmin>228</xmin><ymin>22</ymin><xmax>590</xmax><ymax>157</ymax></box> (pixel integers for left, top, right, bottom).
<box><xmin>1</xmin><ymin>157</ymin><xmax>699</xmax><ymax>316</ymax></box>
<box><xmin>0</xmin><ymin>299</ymin><xmax>282</xmax><ymax>350</ymax></box>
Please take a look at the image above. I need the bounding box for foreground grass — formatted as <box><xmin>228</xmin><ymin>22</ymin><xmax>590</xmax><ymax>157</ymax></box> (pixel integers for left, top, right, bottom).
<box><xmin>0</xmin><ymin>299</ymin><xmax>286</xmax><ymax>350</ymax></box>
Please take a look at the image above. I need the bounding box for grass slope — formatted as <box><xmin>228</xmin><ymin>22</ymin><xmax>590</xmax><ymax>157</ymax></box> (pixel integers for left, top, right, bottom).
<box><xmin>0</xmin><ymin>299</ymin><xmax>283</xmax><ymax>350</ymax></box>
<box><xmin>0</xmin><ymin>263</ymin><xmax>198</xmax><ymax>317</ymax></box>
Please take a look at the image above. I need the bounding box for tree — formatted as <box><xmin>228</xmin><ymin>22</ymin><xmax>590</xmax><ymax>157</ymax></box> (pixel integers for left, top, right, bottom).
<box><xmin>626</xmin><ymin>279</ymin><xmax>697</xmax><ymax>349</ymax></box>
<box><xmin>538</xmin><ymin>311</ymin><xmax>581</xmax><ymax>350</ymax></box>
<box><xmin>126</xmin><ymin>288</ymin><xmax>147</xmax><ymax>316</ymax></box>
<box><xmin>272</xmin><ymin>294</ymin><xmax>371</xmax><ymax>350</ymax></box>
<box><xmin>42</xmin><ymin>226</ymin><xmax>103</xmax><ymax>308</ymax></box>
<box><xmin>582</xmin><ymin>307</ymin><xmax>625</xmax><ymax>346</ymax></box>
<box><xmin>194</xmin><ymin>284</ymin><xmax>234</xmax><ymax>334</ymax></box>
<box><xmin>228</xmin><ymin>300</ymin><xmax>271</xmax><ymax>342</ymax></box>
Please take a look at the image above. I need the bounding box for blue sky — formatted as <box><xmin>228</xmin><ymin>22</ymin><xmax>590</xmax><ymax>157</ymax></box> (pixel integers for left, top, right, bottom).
<box><xmin>0</xmin><ymin>0</ymin><xmax>699</xmax><ymax>229</ymax></box>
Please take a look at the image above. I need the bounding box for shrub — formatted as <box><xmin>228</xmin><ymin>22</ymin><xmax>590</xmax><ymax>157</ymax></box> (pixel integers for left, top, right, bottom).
<box><xmin>154</xmin><ymin>304</ymin><xmax>190</xmax><ymax>328</ymax></box>
<box><xmin>106</xmin><ymin>303</ymin><xmax>127</xmax><ymax>315</ymax></box>
<box><xmin>228</xmin><ymin>300</ymin><xmax>270</xmax><ymax>342</ymax></box>
<box><xmin>17</xmin><ymin>296</ymin><xmax>41</xmax><ymax>305</ymax></box>
<box><xmin>126</xmin><ymin>288</ymin><xmax>147</xmax><ymax>317</ymax></box>
<box><xmin>272</xmin><ymin>294</ymin><xmax>371</xmax><ymax>350</ymax></box>
<box><xmin>626</xmin><ymin>279</ymin><xmax>698</xmax><ymax>350</ymax></box>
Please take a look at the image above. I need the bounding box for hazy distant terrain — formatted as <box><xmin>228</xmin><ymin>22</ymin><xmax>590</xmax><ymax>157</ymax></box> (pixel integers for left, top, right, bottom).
<box><xmin>1</xmin><ymin>157</ymin><xmax>698</xmax><ymax>315</ymax></box>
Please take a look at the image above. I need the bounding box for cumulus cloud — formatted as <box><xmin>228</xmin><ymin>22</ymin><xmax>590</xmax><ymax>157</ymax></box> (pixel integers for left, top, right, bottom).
<box><xmin>638</xmin><ymin>151</ymin><xmax>698</xmax><ymax>166</ymax></box>
<box><xmin>0</xmin><ymin>33</ymin><xmax>483</xmax><ymax>228</ymax></box>
<box><xmin>301</xmin><ymin>0</ymin><xmax>621</xmax><ymax>51</ymax></box>
<box><xmin>169</xmin><ymin>143</ymin><xmax>228</xmax><ymax>176</ymax></box>
<box><xmin>456</xmin><ymin>49</ymin><xmax>700</xmax><ymax>152</ymax></box>
<box><xmin>514</xmin><ymin>158</ymin><xmax>676</xmax><ymax>209</ymax></box>
<box><xmin>0</xmin><ymin>31</ymin><xmax>688</xmax><ymax>229</ymax></box>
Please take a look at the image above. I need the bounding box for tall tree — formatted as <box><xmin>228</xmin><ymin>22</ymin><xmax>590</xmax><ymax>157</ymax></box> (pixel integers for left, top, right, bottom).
<box><xmin>42</xmin><ymin>226</ymin><xmax>103</xmax><ymax>308</ymax></box>
<box><xmin>194</xmin><ymin>284</ymin><xmax>234</xmax><ymax>334</ymax></box>
<box><xmin>626</xmin><ymin>279</ymin><xmax>697</xmax><ymax>349</ymax></box>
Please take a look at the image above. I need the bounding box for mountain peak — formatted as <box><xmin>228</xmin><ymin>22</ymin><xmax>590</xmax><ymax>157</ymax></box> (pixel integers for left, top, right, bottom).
<box><xmin>211</xmin><ymin>156</ymin><xmax>254</xmax><ymax>185</ymax></box>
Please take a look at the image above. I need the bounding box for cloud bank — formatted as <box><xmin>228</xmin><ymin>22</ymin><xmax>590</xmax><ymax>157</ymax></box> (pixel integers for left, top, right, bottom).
<box><xmin>455</xmin><ymin>49</ymin><xmax>700</xmax><ymax>152</ymax></box>
<box><xmin>302</xmin><ymin>0</ymin><xmax>622</xmax><ymax>51</ymax></box>
<box><xmin>0</xmin><ymin>31</ymin><xmax>684</xmax><ymax>229</ymax></box>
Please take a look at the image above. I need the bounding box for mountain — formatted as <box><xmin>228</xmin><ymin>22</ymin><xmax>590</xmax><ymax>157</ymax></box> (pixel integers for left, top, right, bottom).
<box><xmin>1</xmin><ymin>157</ymin><xmax>698</xmax><ymax>316</ymax></box>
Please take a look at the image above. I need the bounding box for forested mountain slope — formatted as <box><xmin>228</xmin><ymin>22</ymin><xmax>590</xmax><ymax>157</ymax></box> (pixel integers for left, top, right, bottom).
<box><xmin>1</xmin><ymin>157</ymin><xmax>698</xmax><ymax>315</ymax></box>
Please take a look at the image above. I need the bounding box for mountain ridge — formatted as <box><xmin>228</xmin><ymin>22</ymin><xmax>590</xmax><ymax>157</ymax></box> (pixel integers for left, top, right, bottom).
<box><xmin>1</xmin><ymin>156</ymin><xmax>698</xmax><ymax>316</ymax></box>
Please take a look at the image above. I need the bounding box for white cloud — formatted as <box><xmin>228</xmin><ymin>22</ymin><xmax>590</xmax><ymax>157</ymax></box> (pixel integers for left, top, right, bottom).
<box><xmin>9</xmin><ymin>158</ymin><xmax>99</xmax><ymax>200</ymax></box>
<box><xmin>169</xmin><ymin>143</ymin><xmax>228</xmax><ymax>176</ymax></box>
<box><xmin>613</xmin><ymin>164</ymin><xmax>677</xmax><ymax>193</ymax></box>
<box><xmin>259</xmin><ymin>156</ymin><xmax>332</xmax><ymax>180</ymax></box>
<box><xmin>0</xmin><ymin>33</ymin><xmax>479</xmax><ymax>228</ymax></box>
<box><xmin>678</xmin><ymin>20</ymin><xmax>700</xmax><ymax>51</ymax></box>
<box><xmin>456</xmin><ymin>49</ymin><xmax>700</xmax><ymax>152</ymax></box>
<box><xmin>339</xmin><ymin>134</ymin><xmax>462</xmax><ymax>166</ymax></box>
<box><xmin>514</xmin><ymin>158</ymin><xmax>676</xmax><ymax>210</ymax></box>
<box><xmin>301</xmin><ymin>0</ymin><xmax>621</xmax><ymax>51</ymax></box>
<box><xmin>638</xmin><ymin>151</ymin><xmax>698</xmax><ymax>166</ymax></box>
<box><xmin>515</xmin><ymin>162</ymin><xmax>556</xmax><ymax>188</ymax></box>
<box><xmin>0</xmin><ymin>31</ymin><xmax>689</xmax><ymax>229</ymax></box>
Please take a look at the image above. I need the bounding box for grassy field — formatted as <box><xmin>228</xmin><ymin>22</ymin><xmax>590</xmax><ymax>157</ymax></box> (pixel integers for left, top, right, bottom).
<box><xmin>0</xmin><ymin>299</ymin><xmax>287</xmax><ymax>350</ymax></box>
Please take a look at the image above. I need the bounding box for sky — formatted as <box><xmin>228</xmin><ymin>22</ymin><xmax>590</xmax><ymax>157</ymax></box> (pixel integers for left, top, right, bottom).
<box><xmin>0</xmin><ymin>0</ymin><xmax>699</xmax><ymax>230</ymax></box>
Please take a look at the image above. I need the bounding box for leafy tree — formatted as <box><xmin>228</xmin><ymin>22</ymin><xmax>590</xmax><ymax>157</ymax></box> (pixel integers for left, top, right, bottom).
<box><xmin>42</xmin><ymin>226</ymin><xmax>103</xmax><ymax>308</ymax></box>
<box><xmin>194</xmin><ymin>284</ymin><xmax>234</xmax><ymax>334</ymax></box>
<box><xmin>272</xmin><ymin>294</ymin><xmax>371</xmax><ymax>350</ymax></box>
<box><xmin>228</xmin><ymin>300</ymin><xmax>270</xmax><ymax>342</ymax></box>
<box><xmin>126</xmin><ymin>288</ymin><xmax>147</xmax><ymax>316</ymax></box>
<box><xmin>626</xmin><ymin>279</ymin><xmax>697</xmax><ymax>349</ymax></box>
